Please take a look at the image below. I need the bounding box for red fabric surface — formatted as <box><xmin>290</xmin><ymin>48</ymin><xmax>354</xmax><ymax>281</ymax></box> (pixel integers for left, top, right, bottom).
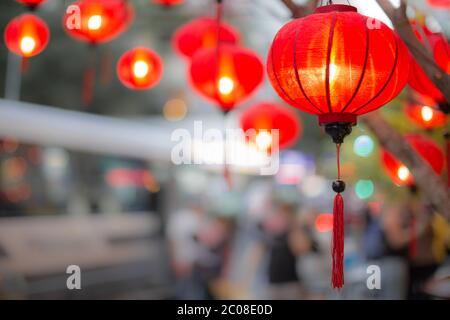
<box><xmin>4</xmin><ymin>14</ymin><xmax>50</xmax><ymax>58</ymax></box>
<box><xmin>189</xmin><ymin>44</ymin><xmax>264</xmax><ymax>111</ymax></box>
<box><xmin>240</xmin><ymin>101</ymin><xmax>302</xmax><ymax>150</ymax></box>
<box><xmin>267</xmin><ymin>5</ymin><xmax>409</xmax><ymax>123</ymax></box>
<box><xmin>152</xmin><ymin>0</ymin><xmax>184</xmax><ymax>5</ymax></box>
<box><xmin>63</xmin><ymin>0</ymin><xmax>134</xmax><ymax>44</ymax></box>
<box><xmin>173</xmin><ymin>17</ymin><xmax>240</xmax><ymax>59</ymax></box>
<box><xmin>408</xmin><ymin>24</ymin><xmax>449</xmax><ymax>103</ymax></box>
<box><xmin>381</xmin><ymin>134</ymin><xmax>445</xmax><ymax>186</ymax></box>
<box><xmin>117</xmin><ymin>47</ymin><xmax>163</xmax><ymax>90</ymax></box>
<box><xmin>15</xmin><ymin>0</ymin><xmax>46</xmax><ymax>6</ymax></box>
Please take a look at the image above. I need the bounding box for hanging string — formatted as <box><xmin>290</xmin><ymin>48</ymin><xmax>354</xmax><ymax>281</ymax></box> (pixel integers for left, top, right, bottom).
<box><xmin>82</xmin><ymin>44</ymin><xmax>97</xmax><ymax>107</ymax></box>
<box><xmin>215</xmin><ymin>0</ymin><xmax>232</xmax><ymax>189</ymax></box>
<box><xmin>336</xmin><ymin>143</ymin><xmax>341</xmax><ymax>180</ymax></box>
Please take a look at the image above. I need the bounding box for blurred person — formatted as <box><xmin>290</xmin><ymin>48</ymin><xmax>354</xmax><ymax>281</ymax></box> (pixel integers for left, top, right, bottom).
<box><xmin>290</xmin><ymin>213</ymin><xmax>326</xmax><ymax>299</ymax></box>
<box><xmin>376</xmin><ymin>199</ymin><xmax>446</xmax><ymax>300</ymax></box>
<box><xmin>362</xmin><ymin>203</ymin><xmax>408</xmax><ymax>299</ymax></box>
<box><xmin>261</xmin><ymin>202</ymin><xmax>303</xmax><ymax>299</ymax></box>
<box><xmin>166</xmin><ymin>202</ymin><xmax>205</xmax><ymax>299</ymax></box>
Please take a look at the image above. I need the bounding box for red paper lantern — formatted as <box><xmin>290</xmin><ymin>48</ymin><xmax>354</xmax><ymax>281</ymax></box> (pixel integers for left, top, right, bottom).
<box><xmin>405</xmin><ymin>98</ymin><xmax>447</xmax><ymax>129</ymax></box>
<box><xmin>267</xmin><ymin>4</ymin><xmax>409</xmax><ymax>289</ymax></box>
<box><xmin>63</xmin><ymin>0</ymin><xmax>134</xmax><ymax>45</ymax></box>
<box><xmin>173</xmin><ymin>17</ymin><xmax>240</xmax><ymax>59</ymax></box>
<box><xmin>240</xmin><ymin>102</ymin><xmax>301</xmax><ymax>152</ymax></box>
<box><xmin>408</xmin><ymin>23</ymin><xmax>450</xmax><ymax>104</ymax></box>
<box><xmin>381</xmin><ymin>134</ymin><xmax>445</xmax><ymax>186</ymax></box>
<box><xmin>190</xmin><ymin>44</ymin><xmax>264</xmax><ymax>112</ymax></box>
<box><xmin>426</xmin><ymin>0</ymin><xmax>450</xmax><ymax>9</ymax></box>
<box><xmin>4</xmin><ymin>14</ymin><xmax>50</xmax><ymax>58</ymax></box>
<box><xmin>15</xmin><ymin>0</ymin><xmax>47</xmax><ymax>9</ymax></box>
<box><xmin>152</xmin><ymin>0</ymin><xmax>184</xmax><ymax>6</ymax></box>
<box><xmin>117</xmin><ymin>47</ymin><xmax>163</xmax><ymax>90</ymax></box>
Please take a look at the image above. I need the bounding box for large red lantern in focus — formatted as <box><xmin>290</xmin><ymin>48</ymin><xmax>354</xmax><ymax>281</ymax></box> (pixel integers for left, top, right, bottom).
<box><xmin>408</xmin><ymin>23</ymin><xmax>449</xmax><ymax>105</ymax></box>
<box><xmin>117</xmin><ymin>47</ymin><xmax>163</xmax><ymax>90</ymax></box>
<box><xmin>190</xmin><ymin>44</ymin><xmax>264</xmax><ymax>113</ymax></box>
<box><xmin>267</xmin><ymin>4</ymin><xmax>409</xmax><ymax>289</ymax></box>
<box><xmin>63</xmin><ymin>0</ymin><xmax>134</xmax><ymax>45</ymax></box>
<box><xmin>15</xmin><ymin>0</ymin><xmax>47</xmax><ymax>9</ymax></box>
<box><xmin>152</xmin><ymin>0</ymin><xmax>184</xmax><ymax>6</ymax></box>
<box><xmin>426</xmin><ymin>0</ymin><xmax>450</xmax><ymax>9</ymax></box>
<box><xmin>381</xmin><ymin>134</ymin><xmax>445</xmax><ymax>186</ymax></box>
<box><xmin>173</xmin><ymin>17</ymin><xmax>240</xmax><ymax>59</ymax></box>
<box><xmin>4</xmin><ymin>14</ymin><xmax>50</xmax><ymax>58</ymax></box>
<box><xmin>240</xmin><ymin>102</ymin><xmax>301</xmax><ymax>153</ymax></box>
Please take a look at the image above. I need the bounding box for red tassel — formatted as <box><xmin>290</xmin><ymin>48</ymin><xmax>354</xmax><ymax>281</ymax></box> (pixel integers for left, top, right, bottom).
<box><xmin>223</xmin><ymin>165</ymin><xmax>232</xmax><ymax>190</ymax></box>
<box><xmin>332</xmin><ymin>192</ymin><xmax>344</xmax><ymax>289</ymax></box>
<box><xmin>82</xmin><ymin>66</ymin><xmax>95</xmax><ymax>107</ymax></box>
<box><xmin>409</xmin><ymin>215</ymin><xmax>417</xmax><ymax>260</ymax></box>
<box><xmin>21</xmin><ymin>57</ymin><xmax>29</xmax><ymax>74</ymax></box>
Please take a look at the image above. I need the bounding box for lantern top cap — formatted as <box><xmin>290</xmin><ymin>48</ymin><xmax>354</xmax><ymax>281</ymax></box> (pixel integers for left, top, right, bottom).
<box><xmin>314</xmin><ymin>4</ymin><xmax>358</xmax><ymax>14</ymax></box>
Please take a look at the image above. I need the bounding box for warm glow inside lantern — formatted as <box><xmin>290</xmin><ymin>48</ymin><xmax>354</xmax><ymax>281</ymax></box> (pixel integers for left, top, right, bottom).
<box><xmin>405</xmin><ymin>102</ymin><xmax>447</xmax><ymax>129</ymax></box>
<box><xmin>268</xmin><ymin>5</ymin><xmax>409</xmax><ymax>130</ymax></box>
<box><xmin>381</xmin><ymin>134</ymin><xmax>445</xmax><ymax>186</ymax></box>
<box><xmin>117</xmin><ymin>47</ymin><xmax>163</xmax><ymax>90</ymax></box>
<box><xmin>190</xmin><ymin>44</ymin><xmax>264</xmax><ymax>112</ymax></box>
<box><xmin>4</xmin><ymin>14</ymin><xmax>50</xmax><ymax>58</ymax></box>
<box><xmin>267</xmin><ymin>4</ymin><xmax>409</xmax><ymax>289</ymax></box>
<box><xmin>63</xmin><ymin>0</ymin><xmax>134</xmax><ymax>44</ymax></box>
<box><xmin>408</xmin><ymin>23</ymin><xmax>450</xmax><ymax>104</ymax></box>
<box><xmin>240</xmin><ymin>102</ymin><xmax>302</xmax><ymax>152</ymax></box>
<box><xmin>173</xmin><ymin>17</ymin><xmax>240</xmax><ymax>59</ymax></box>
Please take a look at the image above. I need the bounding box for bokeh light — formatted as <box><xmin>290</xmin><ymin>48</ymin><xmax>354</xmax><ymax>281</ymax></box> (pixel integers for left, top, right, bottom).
<box><xmin>355</xmin><ymin>179</ymin><xmax>375</xmax><ymax>200</ymax></box>
<box><xmin>353</xmin><ymin>135</ymin><xmax>374</xmax><ymax>157</ymax></box>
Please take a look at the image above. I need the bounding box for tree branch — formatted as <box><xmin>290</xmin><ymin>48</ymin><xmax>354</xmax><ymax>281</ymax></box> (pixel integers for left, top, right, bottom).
<box><xmin>278</xmin><ymin>0</ymin><xmax>450</xmax><ymax>219</ymax></box>
<box><xmin>376</xmin><ymin>0</ymin><xmax>450</xmax><ymax>104</ymax></box>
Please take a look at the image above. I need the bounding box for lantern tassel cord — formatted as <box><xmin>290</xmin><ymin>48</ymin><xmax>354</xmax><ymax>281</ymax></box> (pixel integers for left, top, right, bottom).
<box><xmin>21</xmin><ymin>57</ymin><xmax>29</xmax><ymax>75</ymax></box>
<box><xmin>223</xmin><ymin>139</ymin><xmax>233</xmax><ymax>190</ymax></box>
<box><xmin>82</xmin><ymin>45</ymin><xmax>97</xmax><ymax>107</ymax></box>
<box><xmin>332</xmin><ymin>143</ymin><xmax>344</xmax><ymax>289</ymax></box>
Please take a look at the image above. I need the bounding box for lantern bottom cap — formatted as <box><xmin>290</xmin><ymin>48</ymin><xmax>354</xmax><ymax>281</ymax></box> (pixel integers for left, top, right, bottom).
<box><xmin>318</xmin><ymin>113</ymin><xmax>357</xmax><ymax>126</ymax></box>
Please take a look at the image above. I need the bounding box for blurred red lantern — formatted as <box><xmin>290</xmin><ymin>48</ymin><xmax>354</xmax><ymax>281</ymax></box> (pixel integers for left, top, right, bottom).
<box><xmin>15</xmin><ymin>0</ymin><xmax>47</xmax><ymax>9</ymax></box>
<box><xmin>405</xmin><ymin>100</ymin><xmax>447</xmax><ymax>129</ymax></box>
<box><xmin>190</xmin><ymin>44</ymin><xmax>264</xmax><ymax>112</ymax></box>
<box><xmin>267</xmin><ymin>4</ymin><xmax>409</xmax><ymax>289</ymax></box>
<box><xmin>315</xmin><ymin>213</ymin><xmax>333</xmax><ymax>233</ymax></box>
<box><xmin>381</xmin><ymin>134</ymin><xmax>445</xmax><ymax>186</ymax></box>
<box><xmin>426</xmin><ymin>0</ymin><xmax>450</xmax><ymax>8</ymax></box>
<box><xmin>240</xmin><ymin>102</ymin><xmax>301</xmax><ymax>152</ymax></box>
<box><xmin>173</xmin><ymin>17</ymin><xmax>240</xmax><ymax>59</ymax></box>
<box><xmin>152</xmin><ymin>0</ymin><xmax>184</xmax><ymax>6</ymax></box>
<box><xmin>408</xmin><ymin>23</ymin><xmax>449</xmax><ymax>104</ymax></box>
<box><xmin>117</xmin><ymin>47</ymin><xmax>163</xmax><ymax>90</ymax></box>
<box><xmin>63</xmin><ymin>0</ymin><xmax>134</xmax><ymax>45</ymax></box>
<box><xmin>4</xmin><ymin>14</ymin><xmax>50</xmax><ymax>58</ymax></box>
